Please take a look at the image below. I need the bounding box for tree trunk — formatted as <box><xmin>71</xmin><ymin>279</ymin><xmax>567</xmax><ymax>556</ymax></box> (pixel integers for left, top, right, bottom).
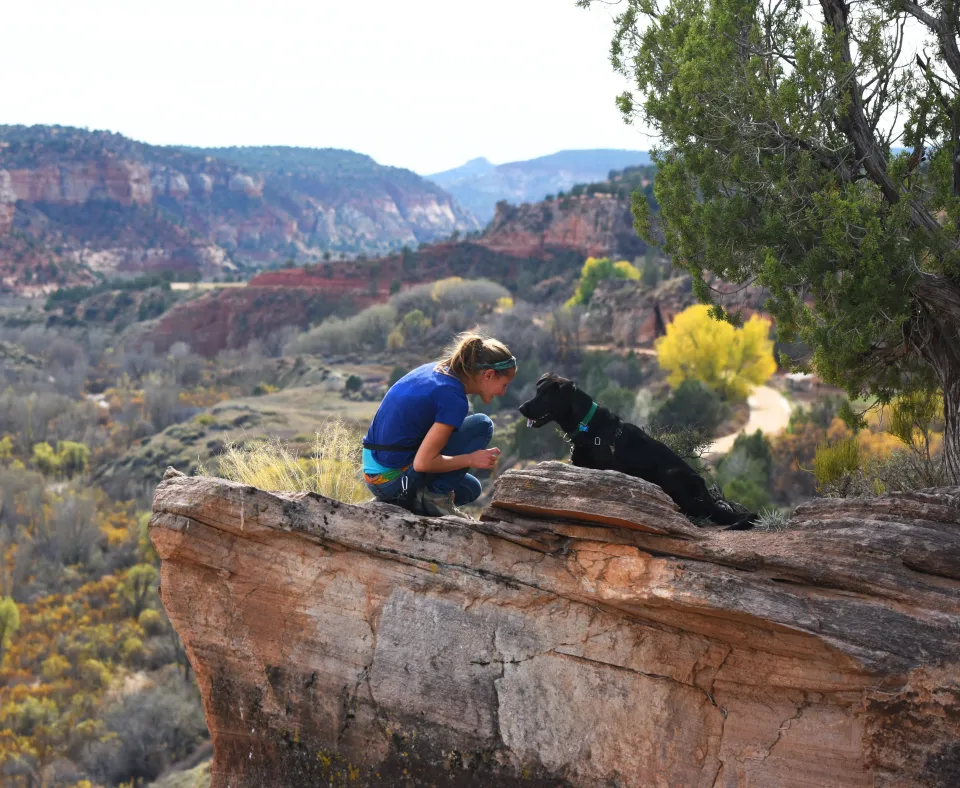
<box><xmin>940</xmin><ymin>367</ymin><xmax>960</xmax><ymax>485</ymax></box>
<box><xmin>913</xmin><ymin>273</ymin><xmax>960</xmax><ymax>484</ymax></box>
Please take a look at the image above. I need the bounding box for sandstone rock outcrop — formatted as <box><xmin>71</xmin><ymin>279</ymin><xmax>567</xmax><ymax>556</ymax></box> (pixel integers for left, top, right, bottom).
<box><xmin>0</xmin><ymin>126</ymin><xmax>481</xmax><ymax>289</ymax></box>
<box><xmin>150</xmin><ymin>462</ymin><xmax>960</xmax><ymax>787</ymax></box>
<box><xmin>479</xmin><ymin>195</ymin><xmax>646</xmax><ymax>260</ymax></box>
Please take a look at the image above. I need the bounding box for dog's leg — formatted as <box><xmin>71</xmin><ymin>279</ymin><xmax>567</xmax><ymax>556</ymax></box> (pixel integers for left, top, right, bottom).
<box><xmin>662</xmin><ymin>468</ymin><xmax>757</xmax><ymax>529</ymax></box>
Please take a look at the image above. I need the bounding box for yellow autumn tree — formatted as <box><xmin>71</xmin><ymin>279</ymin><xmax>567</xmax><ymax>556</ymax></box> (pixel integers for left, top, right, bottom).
<box><xmin>656</xmin><ymin>304</ymin><xmax>777</xmax><ymax>400</ymax></box>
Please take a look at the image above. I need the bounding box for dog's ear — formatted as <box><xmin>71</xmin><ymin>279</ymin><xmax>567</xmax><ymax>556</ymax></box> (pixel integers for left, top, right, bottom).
<box><xmin>536</xmin><ymin>372</ymin><xmax>560</xmax><ymax>390</ymax></box>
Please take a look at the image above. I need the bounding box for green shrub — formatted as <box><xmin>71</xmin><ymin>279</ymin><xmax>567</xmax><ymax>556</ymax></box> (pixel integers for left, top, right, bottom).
<box><xmin>721</xmin><ymin>476</ymin><xmax>772</xmax><ymax>514</ymax></box>
<box><xmin>652</xmin><ymin>379</ymin><xmax>730</xmax><ymax>437</ymax></box>
<box><xmin>511</xmin><ymin>420</ymin><xmax>570</xmax><ymax>461</ymax></box>
<box><xmin>388</xmin><ymin>366</ymin><xmax>408</xmax><ymax>387</ymax></box>
<box><xmin>715</xmin><ymin>430</ymin><xmax>774</xmax><ymax>511</ymax></box>
<box><xmin>345</xmin><ymin>374</ymin><xmax>363</xmax><ymax>393</ymax></box>
<box><xmin>138</xmin><ymin>608</ymin><xmax>166</xmax><ymax>636</ymax></box>
<box><xmin>813</xmin><ymin>438</ymin><xmax>861</xmax><ymax>493</ymax></box>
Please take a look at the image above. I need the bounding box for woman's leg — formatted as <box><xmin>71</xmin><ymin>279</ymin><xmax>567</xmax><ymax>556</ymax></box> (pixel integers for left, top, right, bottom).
<box><xmin>366</xmin><ymin>468</ymin><xmax>425</xmax><ymax>507</ymax></box>
<box><xmin>453</xmin><ymin>473</ymin><xmax>483</xmax><ymax>505</ymax></box>
<box><xmin>425</xmin><ymin>413</ymin><xmax>493</xmax><ymax>500</ymax></box>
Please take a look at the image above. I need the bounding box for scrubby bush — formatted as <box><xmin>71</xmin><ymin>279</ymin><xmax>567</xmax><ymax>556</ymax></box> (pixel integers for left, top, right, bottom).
<box><xmin>143</xmin><ymin>382</ymin><xmax>186</xmax><ymax>431</ymax></box>
<box><xmin>290</xmin><ymin>304</ymin><xmax>397</xmax><ymax>355</ymax></box>
<box><xmin>388</xmin><ymin>366</ymin><xmax>408</xmax><ymax>387</ymax></box>
<box><xmin>511</xmin><ymin>420</ymin><xmax>570</xmax><ymax>461</ymax></box>
<box><xmin>814</xmin><ymin>437</ymin><xmax>862</xmax><ymax>494</ymax></box>
<box><xmin>566</xmin><ymin>257</ymin><xmax>641</xmax><ymax>306</ymax></box>
<box><xmin>715</xmin><ymin>430</ymin><xmax>774</xmax><ymax>512</ymax></box>
<box><xmin>82</xmin><ymin>671</ymin><xmax>208</xmax><ymax>786</ymax></box>
<box><xmin>651</xmin><ymin>379</ymin><xmax>730</xmax><ymax>437</ymax></box>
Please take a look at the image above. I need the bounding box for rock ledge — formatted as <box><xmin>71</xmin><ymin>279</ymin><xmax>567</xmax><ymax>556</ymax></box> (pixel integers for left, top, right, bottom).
<box><xmin>149</xmin><ymin>462</ymin><xmax>960</xmax><ymax>787</ymax></box>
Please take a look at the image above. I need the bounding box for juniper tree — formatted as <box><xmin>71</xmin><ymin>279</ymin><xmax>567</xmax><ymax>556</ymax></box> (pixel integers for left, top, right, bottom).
<box><xmin>579</xmin><ymin>0</ymin><xmax>960</xmax><ymax>481</ymax></box>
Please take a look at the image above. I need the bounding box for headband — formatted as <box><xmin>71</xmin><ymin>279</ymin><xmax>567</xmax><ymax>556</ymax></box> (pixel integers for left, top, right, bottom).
<box><xmin>476</xmin><ymin>356</ymin><xmax>517</xmax><ymax>371</ymax></box>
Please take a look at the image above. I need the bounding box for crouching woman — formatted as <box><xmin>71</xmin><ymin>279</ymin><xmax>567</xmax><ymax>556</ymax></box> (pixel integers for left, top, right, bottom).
<box><xmin>362</xmin><ymin>332</ymin><xmax>516</xmax><ymax>517</ymax></box>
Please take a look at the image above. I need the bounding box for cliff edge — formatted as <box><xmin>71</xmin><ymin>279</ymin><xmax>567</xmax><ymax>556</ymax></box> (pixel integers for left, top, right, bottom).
<box><xmin>149</xmin><ymin>462</ymin><xmax>960</xmax><ymax>787</ymax></box>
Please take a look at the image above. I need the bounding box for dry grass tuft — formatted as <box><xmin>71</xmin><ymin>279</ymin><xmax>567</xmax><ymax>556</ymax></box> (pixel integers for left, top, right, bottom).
<box><xmin>214</xmin><ymin>418</ymin><xmax>368</xmax><ymax>503</ymax></box>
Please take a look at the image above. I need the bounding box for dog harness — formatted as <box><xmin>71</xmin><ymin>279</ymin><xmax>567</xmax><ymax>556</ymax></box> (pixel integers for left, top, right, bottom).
<box><xmin>568</xmin><ymin>402</ymin><xmax>623</xmax><ymax>451</ymax></box>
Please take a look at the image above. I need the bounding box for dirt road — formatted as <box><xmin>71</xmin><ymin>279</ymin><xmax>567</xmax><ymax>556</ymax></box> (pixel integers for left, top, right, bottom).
<box><xmin>705</xmin><ymin>385</ymin><xmax>792</xmax><ymax>456</ymax></box>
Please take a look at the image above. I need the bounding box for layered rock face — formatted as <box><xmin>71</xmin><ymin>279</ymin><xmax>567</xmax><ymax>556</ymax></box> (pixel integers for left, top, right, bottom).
<box><xmin>150</xmin><ymin>462</ymin><xmax>960</xmax><ymax>787</ymax></box>
<box><xmin>0</xmin><ymin>127</ymin><xmax>480</xmax><ymax>287</ymax></box>
<box><xmin>580</xmin><ymin>275</ymin><xmax>769</xmax><ymax>346</ymax></box>
<box><xmin>479</xmin><ymin>194</ymin><xmax>646</xmax><ymax>260</ymax></box>
<box><xmin>6</xmin><ymin>159</ymin><xmax>153</xmax><ymax>205</ymax></box>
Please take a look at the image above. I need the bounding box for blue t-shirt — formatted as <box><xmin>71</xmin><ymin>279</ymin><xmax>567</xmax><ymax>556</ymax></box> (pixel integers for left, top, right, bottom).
<box><xmin>363</xmin><ymin>363</ymin><xmax>468</xmax><ymax>470</ymax></box>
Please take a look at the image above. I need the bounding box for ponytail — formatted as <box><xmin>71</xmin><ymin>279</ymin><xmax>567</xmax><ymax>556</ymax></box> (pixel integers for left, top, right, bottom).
<box><xmin>436</xmin><ymin>331</ymin><xmax>515</xmax><ymax>380</ymax></box>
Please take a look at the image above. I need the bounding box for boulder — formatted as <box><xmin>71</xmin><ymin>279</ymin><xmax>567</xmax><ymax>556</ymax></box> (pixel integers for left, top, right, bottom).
<box><xmin>149</xmin><ymin>462</ymin><xmax>960</xmax><ymax>787</ymax></box>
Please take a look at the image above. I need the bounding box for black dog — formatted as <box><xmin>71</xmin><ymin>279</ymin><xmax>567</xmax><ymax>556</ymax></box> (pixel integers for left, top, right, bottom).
<box><xmin>518</xmin><ymin>373</ymin><xmax>756</xmax><ymax>530</ymax></box>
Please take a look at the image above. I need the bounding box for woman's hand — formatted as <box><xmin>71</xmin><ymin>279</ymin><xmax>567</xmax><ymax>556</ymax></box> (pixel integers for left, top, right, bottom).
<box><xmin>470</xmin><ymin>447</ymin><xmax>500</xmax><ymax>469</ymax></box>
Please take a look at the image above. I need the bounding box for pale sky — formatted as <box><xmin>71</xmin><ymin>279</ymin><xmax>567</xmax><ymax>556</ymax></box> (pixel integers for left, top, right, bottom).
<box><xmin>2</xmin><ymin>0</ymin><xmax>655</xmax><ymax>174</ymax></box>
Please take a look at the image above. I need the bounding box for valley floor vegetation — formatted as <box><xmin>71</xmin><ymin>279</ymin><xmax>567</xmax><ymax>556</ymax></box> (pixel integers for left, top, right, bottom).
<box><xmin>0</xmin><ymin>255</ymin><xmax>947</xmax><ymax>787</ymax></box>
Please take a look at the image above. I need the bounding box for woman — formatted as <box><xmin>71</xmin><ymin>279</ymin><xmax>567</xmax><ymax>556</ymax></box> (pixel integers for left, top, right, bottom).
<box><xmin>362</xmin><ymin>332</ymin><xmax>516</xmax><ymax>517</ymax></box>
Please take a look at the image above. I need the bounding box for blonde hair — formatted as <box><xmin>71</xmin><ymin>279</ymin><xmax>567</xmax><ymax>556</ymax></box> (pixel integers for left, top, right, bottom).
<box><xmin>436</xmin><ymin>331</ymin><xmax>514</xmax><ymax>380</ymax></box>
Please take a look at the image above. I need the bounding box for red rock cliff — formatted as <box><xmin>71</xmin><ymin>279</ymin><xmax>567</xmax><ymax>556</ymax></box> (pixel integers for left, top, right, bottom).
<box><xmin>7</xmin><ymin>159</ymin><xmax>152</xmax><ymax>205</ymax></box>
<box><xmin>478</xmin><ymin>194</ymin><xmax>646</xmax><ymax>260</ymax></box>
<box><xmin>150</xmin><ymin>463</ymin><xmax>960</xmax><ymax>787</ymax></box>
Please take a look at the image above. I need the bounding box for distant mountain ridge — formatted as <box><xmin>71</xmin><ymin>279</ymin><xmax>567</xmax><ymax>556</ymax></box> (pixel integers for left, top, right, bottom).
<box><xmin>0</xmin><ymin>126</ymin><xmax>478</xmax><ymax>294</ymax></box>
<box><xmin>427</xmin><ymin>149</ymin><xmax>652</xmax><ymax>224</ymax></box>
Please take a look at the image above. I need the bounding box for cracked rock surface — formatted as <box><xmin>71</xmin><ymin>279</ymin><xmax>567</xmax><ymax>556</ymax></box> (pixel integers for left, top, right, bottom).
<box><xmin>149</xmin><ymin>462</ymin><xmax>960</xmax><ymax>787</ymax></box>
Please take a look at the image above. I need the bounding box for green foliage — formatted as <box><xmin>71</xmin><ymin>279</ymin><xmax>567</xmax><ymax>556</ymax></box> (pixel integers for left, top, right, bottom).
<box><xmin>581</xmin><ymin>0</ymin><xmax>960</xmax><ymax>477</ymax></box>
<box><xmin>43</xmin><ymin>271</ymin><xmax>182</xmax><ymax>310</ymax></box>
<box><xmin>722</xmin><ymin>476</ymin><xmax>771</xmax><ymax>514</ymax></box>
<box><xmin>388</xmin><ymin>366</ymin><xmax>408</xmax><ymax>387</ymax></box>
<box><xmin>814</xmin><ymin>438</ymin><xmax>862</xmax><ymax>493</ymax></box>
<box><xmin>566</xmin><ymin>257</ymin><xmax>641</xmax><ymax>307</ymax></box>
<box><xmin>888</xmin><ymin>389</ymin><xmax>943</xmax><ymax>451</ymax></box>
<box><xmin>715</xmin><ymin>430</ymin><xmax>774</xmax><ymax>512</ymax></box>
<box><xmin>118</xmin><ymin>564</ymin><xmax>158</xmax><ymax>619</ymax></box>
<box><xmin>0</xmin><ymin>596</ymin><xmax>20</xmax><ymax>660</ymax></box>
<box><xmin>31</xmin><ymin>441</ymin><xmax>59</xmax><ymax>475</ymax></box>
<box><xmin>511</xmin><ymin>420</ymin><xmax>570</xmax><ymax>461</ymax></box>
<box><xmin>652</xmin><ymin>379</ymin><xmax>730</xmax><ymax>437</ymax></box>
<box><xmin>344</xmin><ymin>374</ymin><xmax>364</xmax><ymax>393</ymax></box>
<box><xmin>30</xmin><ymin>440</ymin><xmax>89</xmax><ymax>478</ymax></box>
<box><xmin>789</xmin><ymin>395</ymin><xmax>845</xmax><ymax>432</ymax></box>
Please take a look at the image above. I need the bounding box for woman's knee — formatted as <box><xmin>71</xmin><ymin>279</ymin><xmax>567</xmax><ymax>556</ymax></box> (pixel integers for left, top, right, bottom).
<box><xmin>462</xmin><ymin>413</ymin><xmax>494</xmax><ymax>442</ymax></box>
<box><xmin>455</xmin><ymin>473</ymin><xmax>483</xmax><ymax>505</ymax></box>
